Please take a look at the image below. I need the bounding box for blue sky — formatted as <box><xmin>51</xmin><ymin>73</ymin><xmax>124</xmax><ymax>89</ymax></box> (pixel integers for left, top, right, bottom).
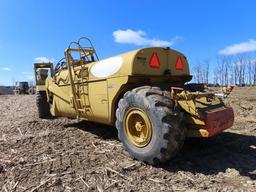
<box><xmin>0</xmin><ymin>0</ymin><xmax>255</xmax><ymax>85</ymax></box>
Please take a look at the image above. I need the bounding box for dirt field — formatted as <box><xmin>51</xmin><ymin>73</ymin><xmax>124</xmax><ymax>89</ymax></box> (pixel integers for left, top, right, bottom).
<box><xmin>0</xmin><ymin>87</ymin><xmax>255</xmax><ymax>192</ymax></box>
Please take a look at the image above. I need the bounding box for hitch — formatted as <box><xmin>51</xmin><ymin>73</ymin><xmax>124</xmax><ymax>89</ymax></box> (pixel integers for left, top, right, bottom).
<box><xmin>170</xmin><ymin>87</ymin><xmax>234</xmax><ymax>137</ymax></box>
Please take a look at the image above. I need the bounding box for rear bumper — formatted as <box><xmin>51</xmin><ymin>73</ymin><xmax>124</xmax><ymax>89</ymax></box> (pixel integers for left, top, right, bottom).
<box><xmin>186</xmin><ymin>107</ymin><xmax>234</xmax><ymax>137</ymax></box>
<box><xmin>203</xmin><ymin>107</ymin><xmax>234</xmax><ymax>137</ymax></box>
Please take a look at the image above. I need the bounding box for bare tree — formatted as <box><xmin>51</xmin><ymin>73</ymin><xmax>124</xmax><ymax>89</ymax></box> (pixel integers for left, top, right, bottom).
<box><xmin>228</xmin><ymin>54</ymin><xmax>256</xmax><ymax>86</ymax></box>
<box><xmin>213</xmin><ymin>66</ymin><xmax>220</xmax><ymax>85</ymax></box>
<box><xmin>193</xmin><ymin>63</ymin><xmax>202</xmax><ymax>83</ymax></box>
<box><xmin>236</xmin><ymin>55</ymin><xmax>246</xmax><ymax>85</ymax></box>
<box><xmin>233</xmin><ymin>58</ymin><xmax>239</xmax><ymax>85</ymax></box>
<box><xmin>193</xmin><ymin>60</ymin><xmax>210</xmax><ymax>84</ymax></box>
<box><xmin>253</xmin><ymin>59</ymin><xmax>256</xmax><ymax>85</ymax></box>
<box><xmin>216</xmin><ymin>56</ymin><xmax>226</xmax><ymax>85</ymax></box>
<box><xmin>247</xmin><ymin>58</ymin><xmax>252</xmax><ymax>85</ymax></box>
<box><xmin>193</xmin><ymin>52</ymin><xmax>255</xmax><ymax>86</ymax></box>
<box><xmin>202</xmin><ymin>60</ymin><xmax>210</xmax><ymax>84</ymax></box>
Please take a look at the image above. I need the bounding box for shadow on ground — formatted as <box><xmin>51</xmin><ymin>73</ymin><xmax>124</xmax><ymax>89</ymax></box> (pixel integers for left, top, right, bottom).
<box><xmin>64</xmin><ymin>120</ymin><xmax>118</xmax><ymax>140</ymax></box>
<box><xmin>65</xmin><ymin>121</ymin><xmax>256</xmax><ymax>180</ymax></box>
<box><xmin>166</xmin><ymin>132</ymin><xmax>256</xmax><ymax>180</ymax></box>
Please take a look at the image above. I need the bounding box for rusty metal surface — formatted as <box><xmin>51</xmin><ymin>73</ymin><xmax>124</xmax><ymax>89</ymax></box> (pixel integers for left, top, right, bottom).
<box><xmin>204</xmin><ymin>107</ymin><xmax>234</xmax><ymax>137</ymax></box>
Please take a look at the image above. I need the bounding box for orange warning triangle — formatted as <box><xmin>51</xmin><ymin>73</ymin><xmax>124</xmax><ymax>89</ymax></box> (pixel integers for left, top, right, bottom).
<box><xmin>175</xmin><ymin>56</ymin><xmax>184</xmax><ymax>70</ymax></box>
<box><xmin>149</xmin><ymin>52</ymin><xmax>161</xmax><ymax>68</ymax></box>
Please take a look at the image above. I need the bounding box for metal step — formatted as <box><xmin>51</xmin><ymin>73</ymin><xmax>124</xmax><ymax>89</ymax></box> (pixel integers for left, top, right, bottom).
<box><xmin>74</xmin><ymin>81</ymin><xmax>88</xmax><ymax>84</ymax></box>
<box><xmin>77</xmin><ymin>108</ymin><xmax>90</xmax><ymax>112</ymax></box>
<box><xmin>80</xmin><ymin>92</ymin><xmax>89</xmax><ymax>95</ymax></box>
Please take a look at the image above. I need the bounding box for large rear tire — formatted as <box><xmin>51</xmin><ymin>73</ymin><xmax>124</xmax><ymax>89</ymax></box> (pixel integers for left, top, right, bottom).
<box><xmin>36</xmin><ymin>91</ymin><xmax>51</xmax><ymax>118</ymax></box>
<box><xmin>14</xmin><ymin>89</ymin><xmax>20</xmax><ymax>95</ymax></box>
<box><xmin>28</xmin><ymin>88</ymin><xmax>35</xmax><ymax>95</ymax></box>
<box><xmin>116</xmin><ymin>86</ymin><xmax>185</xmax><ymax>165</ymax></box>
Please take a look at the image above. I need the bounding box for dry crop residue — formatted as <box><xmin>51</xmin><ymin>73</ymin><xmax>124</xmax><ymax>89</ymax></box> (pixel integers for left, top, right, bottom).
<box><xmin>0</xmin><ymin>87</ymin><xmax>255</xmax><ymax>191</ymax></box>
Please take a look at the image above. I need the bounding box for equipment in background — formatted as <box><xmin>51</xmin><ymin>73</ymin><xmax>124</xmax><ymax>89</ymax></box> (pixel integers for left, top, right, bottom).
<box><xmin>13</xmin><ymin>81</ymin><xmax>35</xmax><ymax>95</ymax></box>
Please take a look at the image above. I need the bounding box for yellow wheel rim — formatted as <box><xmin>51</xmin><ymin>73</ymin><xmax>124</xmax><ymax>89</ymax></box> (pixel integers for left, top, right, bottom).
<box><xmin>124</xmin><ymin>108</ymin><xmax>152</xmax><ymax>148</ymax></box>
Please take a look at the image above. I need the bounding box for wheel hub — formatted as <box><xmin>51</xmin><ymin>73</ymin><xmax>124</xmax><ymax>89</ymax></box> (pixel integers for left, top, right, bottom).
<box><xmin>124</xmin><ymin>108</ymin><xmax>152</xmax><ymax>148</ymax></box>
<box><xmin>135</xmin><ymin>121</ymin><xmax>144</xmax><ymax>131</ymax></box>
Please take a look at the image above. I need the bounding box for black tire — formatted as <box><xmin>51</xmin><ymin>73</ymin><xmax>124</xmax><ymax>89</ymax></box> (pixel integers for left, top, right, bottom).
<box><xmin>115</xmin><ymin>86</ymin><xmax>185</xmax><ymax>165</ymax></box>
<box><xmin>14</xmin><ymin>89</ymin><xmax>20</xmax><ymax>95</ymax></box>
<box><xmin>28</xmin><ymin>88</ymin><xmax>34</xmax><ymax>95</ymax></box>
<box><xmin>183</xmin><ymin>83</ymin><xmax>206</xmax><ymax>92</ymax></box>
<box><xmin>36</xmin><ymin>91</ymin><xmax>51</xmax><ymax>118</ymax></box>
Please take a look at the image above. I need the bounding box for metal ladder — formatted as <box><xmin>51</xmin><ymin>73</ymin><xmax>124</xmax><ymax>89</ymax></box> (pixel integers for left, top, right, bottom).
<box><xmin>65</xmin><ymin>37</ymin><xmax>98</xmax><ymax>119</ymax></box>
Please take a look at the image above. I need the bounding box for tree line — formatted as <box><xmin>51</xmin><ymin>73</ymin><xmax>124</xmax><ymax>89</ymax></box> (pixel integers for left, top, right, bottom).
<box><xmin>192</xmin><ymin>53</ymin><xmax>256</xmax><ymax>86</ymax></box>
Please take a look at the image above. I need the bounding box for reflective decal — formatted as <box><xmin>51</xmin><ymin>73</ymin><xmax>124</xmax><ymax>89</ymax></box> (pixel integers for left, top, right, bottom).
<box><xmin>175</xmin><ymin>56</ymin><xmax>184</xmax><ymax>70</ymax></box>
<box><xmin>91</xmin><ymin>57</ymin><xmax>123</xmax><ymax>78</ymax></box>
<box><xmin>149</xmin><ymin>52</ymin><xmax>161</xmax><ymax>68</ymax></box>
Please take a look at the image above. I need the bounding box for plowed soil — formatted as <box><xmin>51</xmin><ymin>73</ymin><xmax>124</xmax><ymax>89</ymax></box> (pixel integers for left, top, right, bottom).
<box><xmin>0</xmin><ymin>87</ymin><xmax>255</xmax><ymax>192</ymax></box>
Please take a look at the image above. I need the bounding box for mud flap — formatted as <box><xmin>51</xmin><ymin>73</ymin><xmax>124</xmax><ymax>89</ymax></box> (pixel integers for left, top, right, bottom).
<box><xmin>204</xmin><ymin>107</ymin><xmax>234</xmax><ymax>137</ymax></box>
